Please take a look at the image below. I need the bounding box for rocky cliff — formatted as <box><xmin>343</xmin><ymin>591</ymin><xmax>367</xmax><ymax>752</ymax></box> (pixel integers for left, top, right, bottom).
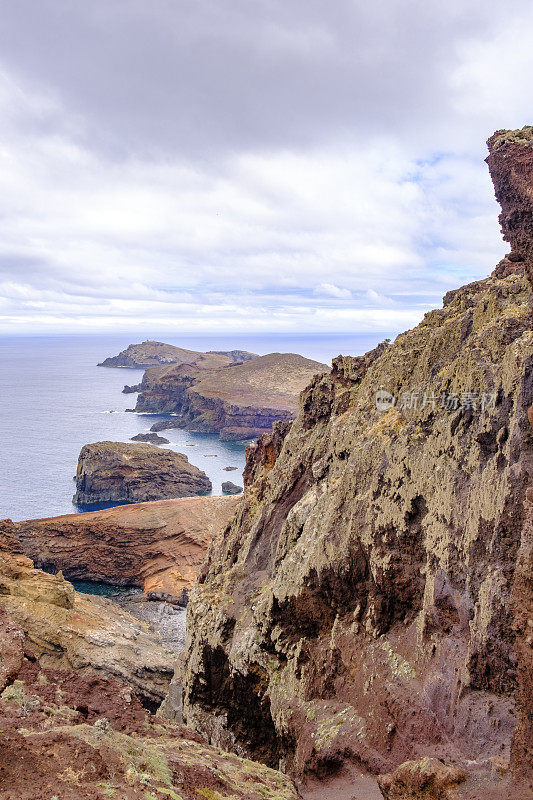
<box><xmin>12</xmin><ymin>496</ymin><xmax>239</xmax><ymax>602</ymax></box>
<box><xmin>0</xmin><ymin>524</ymin><xmax>174</xmax><ymax>707</ymax></box>
<box><xmin>136</xmin><ymin>353</ymin><xmax>330</xmax><ymax>441</ymax></box>
<box><xmin>98</xmin><ymin>339</ymin><xmax>258</xmax><ymax>369</ymax></box>
<box><xmin>73</xmin><ymin>441</ymin><xmax>212</xmax><ymax>505</ymax></box>
<box><xmin>486</xmin><ymin>127</ymin><xmax>533</xmax><ymax>287</ymax></box>
<box><xmin>181</xmin><ymin>128</ymin><xmax>533</xmax><ymax>797</ymax></box>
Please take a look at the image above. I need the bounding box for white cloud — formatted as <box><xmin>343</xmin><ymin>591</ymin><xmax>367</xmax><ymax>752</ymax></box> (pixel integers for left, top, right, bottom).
<box><xmin>314</xmin><ymin>283</ymin><xmax>352</xmax><ymax>299</ymax></box>
<box><xmin>0</xmin><ymin>0</ymin><xmax>530</xmax><ymax>336</ymax></box>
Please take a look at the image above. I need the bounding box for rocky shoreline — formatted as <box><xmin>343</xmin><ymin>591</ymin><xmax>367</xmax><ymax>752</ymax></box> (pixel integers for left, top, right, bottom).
<box><xmin>134</xmin><ymin>352</ymin><xmax>330</xmax><ymax>440</ymax></box>
<box><xmin>9</xmin><ymin>495</ymin><xmax>238</xmax><ymax>602</ymax></box>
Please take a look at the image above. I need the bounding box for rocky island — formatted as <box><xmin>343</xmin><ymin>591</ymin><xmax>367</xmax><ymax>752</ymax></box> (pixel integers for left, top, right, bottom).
<box><xmin>73</xmin><ymin>441</ymin><xmax>212</xmax><ymax>505</ymax></box>
<box><xmin>135</xmin><ymin>352</ymin><xmax>329</xmax><ymax>440</ymax></box>
<box><xmin>98</xmin><ymin>339</ymin><xmax>258</xmax><ymax>369</ymax></box>
<box><xmin>130</xmin><ymin>432</ymin><xmax>170</xmax><ymax>444</ymax></box>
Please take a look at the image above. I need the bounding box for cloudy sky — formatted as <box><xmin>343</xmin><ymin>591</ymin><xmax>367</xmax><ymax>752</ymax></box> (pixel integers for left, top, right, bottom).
<box><xmin>0</xmin><ymin>0</ymin><xmax>531</xmax><ymax>336</ymax></box>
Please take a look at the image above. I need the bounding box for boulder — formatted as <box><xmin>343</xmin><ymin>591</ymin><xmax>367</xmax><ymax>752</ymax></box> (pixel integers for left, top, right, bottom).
<box><xmin>377</xmin><ymin>758</ymin><xmax>466</xmax><ymax>800</ymax></box>
<box><xmin>222</xmin><ymin>481</ymin><xmax>243</xmax><ymax>495</ymax></box>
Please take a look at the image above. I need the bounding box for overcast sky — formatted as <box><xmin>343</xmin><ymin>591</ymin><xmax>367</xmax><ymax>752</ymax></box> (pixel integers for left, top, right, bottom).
<box><xmin>0</xmin><ymin>0</ymin><xmax>531</xmax><ymax>336</ymax></box>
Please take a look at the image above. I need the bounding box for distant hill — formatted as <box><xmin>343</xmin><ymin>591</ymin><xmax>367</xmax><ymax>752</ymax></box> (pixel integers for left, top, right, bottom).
<box><xmin>135</xmin><ymin>352</ymin><xmax>330</xmax><ymax>441</ymax></box>
<box><xmin>97</xmin><ymin>339</ymin><xmax>259</xmax><ymax>369</ymax></box>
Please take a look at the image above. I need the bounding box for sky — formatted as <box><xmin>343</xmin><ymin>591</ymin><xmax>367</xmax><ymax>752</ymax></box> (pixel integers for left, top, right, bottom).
<box><xmin>0</xmin><ymin>0</ymin><xmax>532</xmax><ymax>337</ymax></box>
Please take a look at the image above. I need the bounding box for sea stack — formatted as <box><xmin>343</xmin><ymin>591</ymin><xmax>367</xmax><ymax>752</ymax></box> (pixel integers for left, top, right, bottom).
<box><xmin>73</xmin><ymin>441</ymin><xmax>212</xmax><ymax>505</ymax></box>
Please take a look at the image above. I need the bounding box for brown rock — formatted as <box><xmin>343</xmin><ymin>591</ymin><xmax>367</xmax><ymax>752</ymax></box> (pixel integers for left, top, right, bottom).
<box><xmin>486</xmin><ymin>126</ymin><xmax>533</xmax><ymax>292</ymax></box>
<box><xmin>136</xmin><ymin>352</ymin><xmax>329</xmax><ymax>440</ymax></box>
<box><xmin>0</xmin><ymin>534</ymin><xmax>174</xmax><ymax>706</ymax></box>
<box><xmin>377</xmin><ymin>757</ymin><xmax>466</xmax><ymax>800</ymax></box>
<box><xmin>73</xmin><ymin>441</ymin><xmax>212</xmax><ymax>505</ymax></box>
<box><xmin>10</xmin><ymin>496</ymin><xmax>239</xmax><ymax>600</ymax></box>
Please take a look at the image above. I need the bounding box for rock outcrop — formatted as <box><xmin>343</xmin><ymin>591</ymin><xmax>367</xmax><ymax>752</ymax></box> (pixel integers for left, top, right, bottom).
<box><xmin>222</xmin><ymin>481</ymin><xmax>243</xmax><ymax>495</ymax></box>
<box><xmin>0</xmin><ymin>524</ymin><xmax>173</xmax><ymax>707</ymax></box>
<box><xmin>486</xmin><ymin>126</ymin><xmax>533</xmax><ymax>286</ymax></box>
<box><xmin>73</xmin><ymin>441</ymin><xmax>212</xmax><ymax>505</ymax></box>
<box><xmin>10</xmin><ymin>496</ymin><xmax>238</xmax><ymax>601</ymax></box>
<box><xmin>130</xmin><ymin>432</ymin><xmax>170</xmax><ymax>444</ymax></box>
<box><xmin>181</xmin><ymin>129</ymin><xmax>533</xmax><ymax>798</ymax></box>
<box><xmin>98</xmin><ymin>339</ymin><xmax>258</xmax><ymax>369</ymax></box>
<box><xmin>0</xmin><ymin>612</ymin><xmax>297</xmax><ymax>800</ymax></box>
<box><xmin>136</xmin><ymin>352</ymin><xmax>330</xmax><ymax>440</ymax></box>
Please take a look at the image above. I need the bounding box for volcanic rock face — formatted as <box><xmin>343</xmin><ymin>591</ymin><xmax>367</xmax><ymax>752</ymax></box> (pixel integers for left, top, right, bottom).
<box><xmin>98</xmin><ymin>339</ymin><xmax>258</xmax><ymax>369</ymax></box>
<box><xmin>181</xmin><ymin>133</ymin><xmax>533</xmax><ymax>797</ymax></box>
<box><xmin>487</xmin><ymin>126</ymin><xmax>533</xmax><ymax>285</ymax></box>
<box><xmin>136</xmin><ymin>352</ymin><xmax>330</xmax><ymax>441</ymax></box>
<box><xmin>12</xmin><ymin>496</ymin><xmax>239</xmax><ymax>601</ymax></box>
<box><xmin>0</xmin><ymin>525</ymin><xmax>174</xmax><ymax>706</ymax></box>
<box><xmin>73</xmin><ymin>441</ymin><xmax>212</xmax><ymax>505</ymax></box>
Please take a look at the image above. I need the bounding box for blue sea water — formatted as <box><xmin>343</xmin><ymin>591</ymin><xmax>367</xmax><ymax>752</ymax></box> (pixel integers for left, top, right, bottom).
<box><xmin>0</xmin><ymin>332</ymin><xmax>389</xmax><ymax>521</ymax></box>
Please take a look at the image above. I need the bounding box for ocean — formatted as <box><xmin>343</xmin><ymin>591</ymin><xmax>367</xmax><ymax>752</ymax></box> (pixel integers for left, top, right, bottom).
<box><xmin>0</xmin><ymin>332</ymin><xmax>389</xmax><ymax>521</ymax></box>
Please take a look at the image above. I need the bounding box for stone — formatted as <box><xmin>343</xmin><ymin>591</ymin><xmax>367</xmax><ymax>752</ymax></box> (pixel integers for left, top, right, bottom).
<box><xmin>73</xmin><ymin>441</ymin><xmax>212</xmax><ymax>505</ymax></box>
<box><xmin>222</xmin><ymin>481</ymin><xmax>243</xmax><ymax>495</ymax></box>
<box><xmin>377</xmin><ymin>757</ymin><xmax>466</xmax><ymax>799</ymax></box>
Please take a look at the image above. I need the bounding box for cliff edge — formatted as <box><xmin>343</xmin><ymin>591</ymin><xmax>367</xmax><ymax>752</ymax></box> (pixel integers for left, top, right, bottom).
<box><xmin>136</xmin><ymin>352</ymin><xmax>330</xmax><ymax>441</ymax></box>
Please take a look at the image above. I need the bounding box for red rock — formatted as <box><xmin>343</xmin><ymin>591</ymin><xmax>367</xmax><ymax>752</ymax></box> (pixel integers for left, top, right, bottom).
<box><xmin>9</xmin><ymin>495</ymin><xmax>239</xmax><ymax>600</ymax></box>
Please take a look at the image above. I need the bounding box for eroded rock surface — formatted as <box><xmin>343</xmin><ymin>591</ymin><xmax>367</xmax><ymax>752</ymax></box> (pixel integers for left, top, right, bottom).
<box><xmin>0</xmin><ymin>529</ymin><xmax>173</xmax><ymax>706</ymax></box>
<box><xmin>73</xmin><ymin>441</ymin><xmax>212</xmax><ymax>505</ymax></box>
<box><xmin>10</xmin><ymin>496</ymin><xmax>238</xmax><ymax>601</ymax></box>
<box><xmin>487</xmin><ymin>126</ymin><xmax>533</xmax><ymax>286</ymax></box>
<box><xmin>181</xmin><ymin>128</ymin><xmax>533</xmax><ymax>798</ymax></box>
<box><xmin>136</xmin><ymin>352</ymin><xmax>329</xmax><ymax>440</ymax></box>
<box><xmin>0</xmin><ymin>615</ymin><xmax>297</xmax><ymax>800</ymax></box>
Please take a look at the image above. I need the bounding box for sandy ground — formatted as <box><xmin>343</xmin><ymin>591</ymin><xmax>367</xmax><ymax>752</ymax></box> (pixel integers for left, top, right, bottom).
<box><xmin>299</xmin><ymin>765</ymin><xmax>382</xmax><ymax>800</ymax></box>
